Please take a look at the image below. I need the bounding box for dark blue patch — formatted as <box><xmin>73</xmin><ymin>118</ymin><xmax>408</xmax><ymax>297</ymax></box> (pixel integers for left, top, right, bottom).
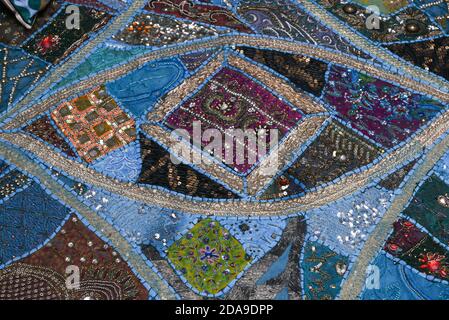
<box><xmin>0</xmin><ymin>182</ymin><xmax>71</xmax><ymax>264</ymax></box>
<box><xmin>0</xmin><ymin>45</ymin><xmax>48</xmax><ymax>113</ymax></box>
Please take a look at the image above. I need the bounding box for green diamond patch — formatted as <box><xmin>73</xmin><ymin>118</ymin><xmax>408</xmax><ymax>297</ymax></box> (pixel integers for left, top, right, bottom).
<box><xmin>168</xmin><ymin>218</ymin><xmax>251</xmax><ymax>295</ymax></box>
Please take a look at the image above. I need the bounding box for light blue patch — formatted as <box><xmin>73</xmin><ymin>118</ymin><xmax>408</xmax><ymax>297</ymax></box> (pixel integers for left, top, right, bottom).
<box><xmin>275</xmin><ymin>287</ymin><xmax>289</xmax><ymax>300</ymax></box>
<box><xmin>106</xmin><ymin>58</ymin><xmax>186</xmax><ymax>118</ymax></box>
<box><xmin>81</xmin><ymin>186</ymin><xmax>285</xmax><ymax>259</ymax></box>
<box><xmin>90</xmin><ymin>141</ymin><xmax>142</xmax><ymax>182</ymax></box>
<box><xmin>82</xmin><ymin>188</ymin><xmax>197</xmax><ymax>254</ymax></box>
<box><xmin>207</xmin><ymin>0</ymin><xmax>238</xmax><ymax>6</ymax></box>
<box><xmin>215</xmin><ymin>217</ymin><xmax>287</xmax><ymax>260</ymax></box>
<box><xmin>361</xmin><ymin>253</ymin><xmax>449</xmax><ymax>300</ymax></box>
<box><xmin>305</xmin><ymin>186</ymin><xmax>392</xmax><ymax>256</ymax></box>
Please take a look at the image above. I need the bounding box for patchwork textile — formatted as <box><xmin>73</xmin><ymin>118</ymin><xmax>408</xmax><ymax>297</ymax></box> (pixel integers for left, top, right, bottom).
<box><xmin>2</xmin><ymin>0</ymin><xmax>449</xmax><ymax>301</ymax></box>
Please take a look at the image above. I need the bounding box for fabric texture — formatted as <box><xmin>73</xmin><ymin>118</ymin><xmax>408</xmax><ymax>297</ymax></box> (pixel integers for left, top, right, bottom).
<box><xmin>1</xmin><ymin>0</ymin><xmax>51</xmax><ymax>28</ymax></box>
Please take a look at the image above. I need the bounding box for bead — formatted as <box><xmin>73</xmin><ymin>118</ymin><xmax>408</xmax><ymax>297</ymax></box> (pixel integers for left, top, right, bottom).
<box><xmin>405</xmin><ymin>20</ymin><xmax>421</xmax><ymax>33</ymax></box>
<box><xmin>342</xmin><ymin>4</ymin><xmax>357</xmax><ymax>14</ymax></box>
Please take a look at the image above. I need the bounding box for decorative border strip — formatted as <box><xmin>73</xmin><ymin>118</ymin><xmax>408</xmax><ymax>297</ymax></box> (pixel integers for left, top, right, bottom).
<box><xmin>0</xmin><ymin>114</ymin><xmax>437</xmax><ymax>215</ymax></box>
<box><xmin>4</xmin><ymin>34</ymin><xmax>449</xmax><ymax>130</ymax></box>
<box><xmin>226</xmin><ymin>54</ymin><xmax>327</xmax><ymax>114</ymax></box>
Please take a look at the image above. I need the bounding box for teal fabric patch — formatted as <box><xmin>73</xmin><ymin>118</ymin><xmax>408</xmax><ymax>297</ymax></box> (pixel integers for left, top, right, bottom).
<box><xmin>53</xmin><ymin>45</ymin><xmax>152</xmax><ymax>90</ymax></box>
<box><xmin>303</xmin><ymin>241</ymin><xmax>349</xmax><ymax>300</ymax></box>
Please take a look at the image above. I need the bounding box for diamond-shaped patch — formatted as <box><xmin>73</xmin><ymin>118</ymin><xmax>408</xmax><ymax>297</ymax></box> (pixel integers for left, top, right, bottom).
<box><xmin>167</xmin><ymin>218</ymin><xmax>251</xmax><ymax>295</ymax></box>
